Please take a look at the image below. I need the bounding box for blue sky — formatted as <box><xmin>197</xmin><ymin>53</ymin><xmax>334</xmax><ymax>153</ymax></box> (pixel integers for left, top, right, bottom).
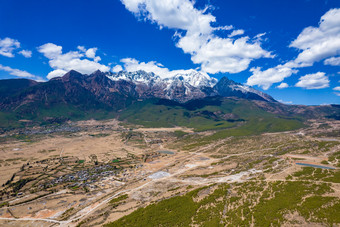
<box><xmin>0</xmin><ymin>0</ymin><xmax>339</xmax><ymax>105</ymax></box>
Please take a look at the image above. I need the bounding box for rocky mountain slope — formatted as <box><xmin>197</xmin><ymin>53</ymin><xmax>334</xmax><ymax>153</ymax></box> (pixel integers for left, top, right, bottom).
<box><xmin>0</xmin><ymin>69</ymin><xmax>277</xmax><ymax>111</ymax></box>
<box><xmin>106</xmin><ymin>69</ymin><xmax>274</xmax><ymax>103</ymax></box>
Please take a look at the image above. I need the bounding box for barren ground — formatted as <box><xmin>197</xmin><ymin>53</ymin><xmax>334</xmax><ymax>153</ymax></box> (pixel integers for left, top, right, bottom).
<box><xmin>0</xmin><ymin>119</ymin><xmax>339</xmax><ymax>226</ymax></box>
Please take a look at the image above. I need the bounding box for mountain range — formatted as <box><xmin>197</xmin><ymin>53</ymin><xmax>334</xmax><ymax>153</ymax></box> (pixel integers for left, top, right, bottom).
<box><xmin>0</xmin><ymin>69</ymin><xmax>339</xmax><ymax>131</ymax></box>
<box><xmin>106</xmin><ymin>69</ymin><xmax>276</xmax><ymax>103</ymax></box>
<box><xmin>0</xmin><ymin>69</ymin><xmax>275</xmax><ymax>106</ymax></box>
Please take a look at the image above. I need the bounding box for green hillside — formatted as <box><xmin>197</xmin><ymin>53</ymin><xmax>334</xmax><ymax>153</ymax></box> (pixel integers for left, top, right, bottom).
<box><xmin>118</xmin><ymin>97</ymin><xmax>305</xmax><ymax>135</ymax></box>
<box><xmin>0</xmin><ymin>96</ymin><xmax>305</xmax><ymax>135</ymax></box>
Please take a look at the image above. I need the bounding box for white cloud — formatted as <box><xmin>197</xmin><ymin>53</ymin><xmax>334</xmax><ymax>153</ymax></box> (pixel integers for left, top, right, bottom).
<box><xmin>85</xmin><ymin>47</ymin><xmax>101</xmax><ymax>62</ymax></box>
<box><xmin>187</xmin><ymin>36</ymin><xmax>272</xmax><ymax>74</ymax></box>
<box><xmin>112</xmin><ymin>65</ymin><xmax>123</xmax><ymax>73</ymax></box>
<box><xmin>0</xmin><ymin>64</ymin><xmax>43</xmax><ymax>81</ymax></box>
<box><xmin>121</xmin><ymin>58</ymin><xmax>170</xmax><ymax>78</ymax></box>
<box><xmin>18</xmin><ymin>50</ymin><xmax>32</xmax><ymax>58</ymax></box>
<box><xmin>334</xmin><ymin>92</ymin><xmax>340</xmax><ymax>96</ymax></box>
<box><xmin>77</xmin><ymin>46</ymin><xmax>86</xmax><ymax>52</ymax></box>
<box><xmin>324</xmin><ymin>56</ymin><xmax>340</xmax><ymax>66</ymax></box>
<box><xmin>214</xmin><ymin>25</ymin><xmax>233</xmax><ymax>31</ymax></box>
<box><xmin>0</xmin><ymin>64</ymin><xmax>34</xmax><ymax>78</ymax></box>
<box><xmin>121</xmin><ymin>0</ymin><xmax>271</xmax><ymax>74</ymax></box>
<box><xmin>38</xmin><ymin>43</ymin><xmax>110</xmax><ymax>78</ymax></box>
<box><xmin>248</xmin><ymin>8</ymin><xmax>340</xmax><ymax>90</ymax></box>
<box><xmin>228</xmin><ymin>29</ymin><xmax>245</xmax><ymax>38</ymax></box>
<box><xmin>295</xmin><ymin>72</ymin><xmax>330</xmax><ymax>89</ymax></box>
<box><xmin>122</xmin><ymin>0</ymin><xmax>215</xmax><ymax>33</ymax></box>
<box><xmin>78</xmin><ymin>46</ymin><xmax>101</xmax><ymax>62</ymax></box>
<box><xmin>290</xmin><ymin>8</ymin><xmax>340</xmax><ymax>65</ymax></box>
<box><xmin>38</xmin><ymin>43</ymin><xmax>62</xmax><ymax>59</ymax></box>
<box><xmin>85</xmin><ymin>48</ymin><xmax>97</xmax><ymax>58</ymax></box>
<box><xmin>46</xmin><ymin>69</ymin><xmax>67</xmax><ymax>80</ymax></box>
<box><xmin>254</xmin><ymin>32</ymin><xmax>267</xmax><ymax>41</ymax></box>
<box><xmin>120</xmin><ymin>57</ymin><xmax>211</xmax><ymax>79</ymax></box>
<box><xmin>333</xmin><ymin>86</ymin><xmax>340</xmax><ymax>91</ymax></box>
<box><xmin>247</xmin><ymin>65</ymin><xmax>298</xmax><ymax>90</ymax></box>
<box><xmin>0</xmin><ymin>37</ymin><xmax>20</xmax><ymax>57</ymax></box>
<box><xmin>277</xmin><ymin>82</ymin><xmax>289</xmax><ymax>89</ymax></box>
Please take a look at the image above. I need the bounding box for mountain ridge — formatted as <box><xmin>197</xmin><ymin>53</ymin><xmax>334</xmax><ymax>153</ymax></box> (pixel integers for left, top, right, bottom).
<box><xmin>105</xmin><ymin>69</ymin><xmax>275</xmax><ymax>103</ymax></box>
<box><xmin>0</xmin><ymin>69</ymin><xmax>277</xmax><ymax>107</ymax></box>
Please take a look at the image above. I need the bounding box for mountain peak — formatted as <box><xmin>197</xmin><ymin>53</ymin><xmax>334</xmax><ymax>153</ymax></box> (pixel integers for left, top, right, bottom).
<box><xmin>168</xmin><ymin>70</ymin><xmax>217</xmax><ymax>88</ymax></box>
<box><xmin>63</xmin><ymin>70</ymin><xmax>82</xmax><ymax>77</ymax></box>
<box><xmin>214</xmin><ymin>76</ymin><xmax>276</xmax><ymax>102</ymax></box>
<box><xmin>91</xmin><ymin>69</ymin><xmax>103</xmax><ymax>75</ymax></box>
<box><xmin>218</xmin><ymin>76</ymin><xmax>238</xmax><ymax>85</ymax></box>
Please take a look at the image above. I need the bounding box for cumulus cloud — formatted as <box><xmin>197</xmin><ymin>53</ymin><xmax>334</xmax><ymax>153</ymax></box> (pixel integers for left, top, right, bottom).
<box><xmin>290</xmin><ymin>8</ymin><xmax>340</xmax><ymax>65</ymax></box>
<box><xmin>333</xmin><ymin>86</ymin><xmax>340</xmax><ymax>91</ymax></box>
<box><xmin>112</xmin><ymin>65</ymin><xmax>123</xmax><ymax>73</ymax></box>
<box><xmin>185</xmin><ymin>36</ymin><xmax>272</xmax><ymax>74</ymax></box>
<box><xmin>85</xmin><ymin>48</ymin><xmax>97</xmax><ymax>58</ymax></box>
<box><xmin>85</xmin><ymin>47</ymin><xmax>101</xmax><ymax>62</ymax></box>
<box><xmin>248</xmin><ymin>8</ymin><xmax>340</xmax><ymax>89</ymax></box>
<box><xmin>121</xmin><ymin>0</ymin><xmax>271</xmax><ymax>74</ymax></box>
<box><xmin>277</xmin><ymin>82</ymin><xmax>289</xmax><ymax>89</ymax></box>
<box><xmin>46</xmin><ymin>69</ymin><xmax>67</xmax><ymax>80</ymax></box>
<box><xmin>295</xmin><ymin>72</ymin><xmax>330</xmax><ymax>89</ymax></box>
<box><xmin>0</xmin><ymin>64</ymin><xmax>43</xmax><ymax>81</ymax></box>
<box><xmin>0</xmin><ymin>37</ymin><xmax>20</xmax><ymax>57</ymax></box>
<box><xmin>38</xmin><ymin>43</ymin><xmax>109</xmax><ymax>79</ymax></box>
<box><xmin>122</xmin><ymin>0</ymin><xmax>215</xmax><ymax>33</ymax></box>
<box><xmin>38</xmin><ymin>43</ymin><xmax>62</xmax><ymax>59</ymax></box>
<box><xmin>324</xmin><ymin>56</ymin><xmax>340</xmax><ymax>66</ymax></box>
<box><xmin>247</xmin><ymin>64</ymin><xmax>298</xmax><ymax>90</ymax></box>
<box><xmin>18</xmin><ymin>50</ymin><xmax>32</xmax><ymax>58</ymax></box>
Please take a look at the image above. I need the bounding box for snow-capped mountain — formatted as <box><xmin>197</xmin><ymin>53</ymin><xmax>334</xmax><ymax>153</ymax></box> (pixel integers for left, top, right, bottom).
<box><xmin>107</xmin><ymin>69</ymin><xmax>217</xmax><ymax>88</ymax></box>
<box><xmin>107</xmin><ymin>70</ymin><xmax>162</xmax><ymax>86</ymax></box>
<box><xmin>213</xmin><ymin>77</ymin><xmax>276</xmax><ymax>102</ymax></box>
<box><xmin>164</xmin><ymin>69</ymin><xmax>218</xmax><ymax>88</ymax></box>
<box><xmin>106</xmin><ymin>69</ymin><xmax>219</xmax><ymax>103</ymax></box>
<box><xmin>105</xmin><ymin>69</ymin><xmax>275</xmax><ymax>103</ymax></box>
<box><xmin>0</xmin><ymin>69</ymin><xmax>275</xmax><ymax>112</ymax></box>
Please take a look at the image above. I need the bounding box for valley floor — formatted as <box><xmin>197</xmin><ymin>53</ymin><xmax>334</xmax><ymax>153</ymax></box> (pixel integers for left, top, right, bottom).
<box><xmin>0</xmin><ymin>119</ymin><xmax>339</xmax><ymax>226</ymax></box>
